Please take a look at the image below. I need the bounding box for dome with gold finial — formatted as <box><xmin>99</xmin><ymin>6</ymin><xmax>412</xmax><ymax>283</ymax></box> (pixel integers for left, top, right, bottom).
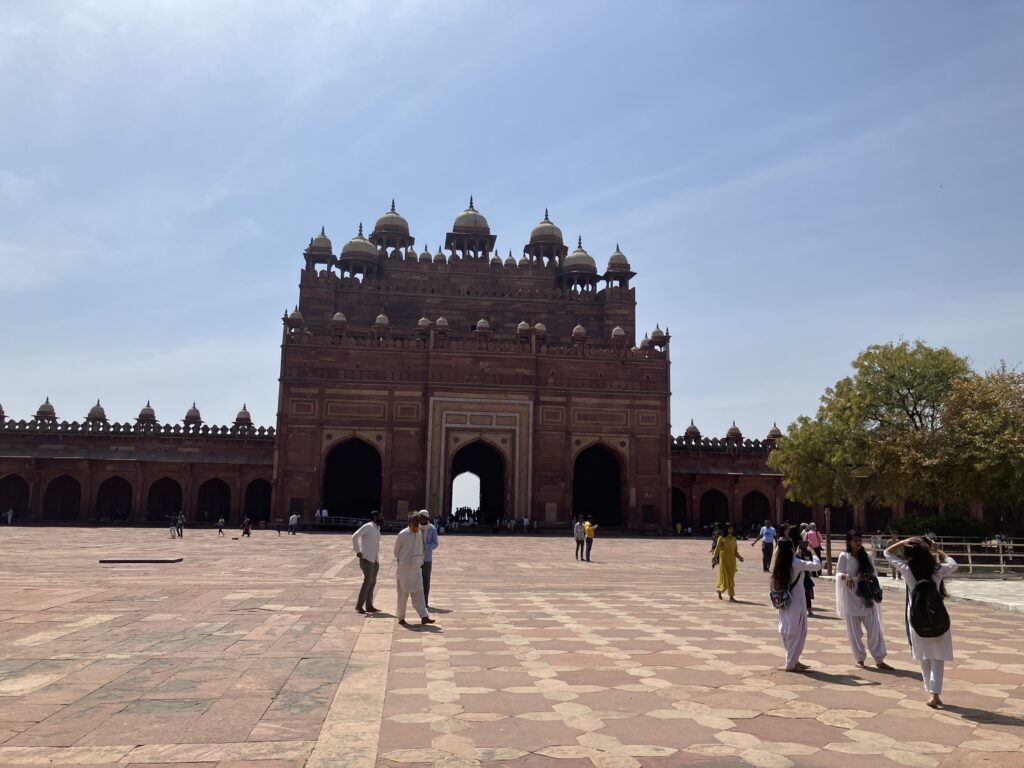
<box><xmin>767</xmin><ymin>422</ymin><xmax>783</xmax><ymax>440</ymax></box>
<box><xmin>529</xmin><ymin>209</ymin><xmax>563</xmax><ymax>244</ymax></box>
<box><xmin>310</xmin><ymin>226</ymin><xmax>332</xmax><ymax>252</ymax></box>
<box><xmin>433</xmin><ymin>245</ymin><xmax>447</xmax><ymax>264</ymax></box>
<box><xmin>726</xmin><ymin>421</ymin><xmax>742</xmax><ymax>441</ymax></box>
<box><xmin>685</xmin><ymin>419</ymin><xmax>701</xmax><ymax>439</ymax></box>
<box><xmin>138</xmin><ymin>400</ymin><xmax>156</xmax><ymax>422</ymax></box>
<box><xmin>86</xmin><ymin>399</ymin><xmax>107</xmax><ymax>422</ymax></box>
<box><xmin>563</xmin><ymin>236</ymin><xmax>597</xmax><ymax>273</ymax></box>
<box><xmin>373</xmin><ymin>199</ymin><xmax>410</xmax><ymax>237</ymax></box>
<box><xmin>452</xmin><ymin>196</ymin><xmax>490</xmax><ymax>234</ymax></box>
<box><xmin>235</xmin><ymin>403</ymin><xmax>252</xmax><ymax>426</ymax></box>
<box><xmin>36</xmin><ymin>397</ymin><xmax>56</xmax><ymax>421</ymax></box>
<box><xmin>607</xmin><ymin>243</ymin><xmax>630</xmax><ymax>271</ymax></box>
<box><xmin>341</xmin><ymin>223</ymin><xmax>378</xmax><ymax>257</ymax></box>
<box><xmin>184</xmin><ymin>402</ymin><xmax>202</xmax><ymax>426</ymax></box>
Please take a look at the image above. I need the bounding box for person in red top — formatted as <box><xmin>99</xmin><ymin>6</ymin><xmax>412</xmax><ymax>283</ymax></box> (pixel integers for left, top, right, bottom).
<box><xmin>804</xmin><ymin>522</ymin><xmax>823</xmax><ymax>575</ymax></box>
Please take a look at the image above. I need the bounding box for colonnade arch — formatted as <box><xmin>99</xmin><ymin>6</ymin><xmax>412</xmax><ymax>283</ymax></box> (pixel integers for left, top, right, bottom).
<box><xmin>699</xmin><ymin>488</ymin><xmax>729</xmax><ymax>529</ymax></box>
<box><xmin>0</xmin><ymin>474</ymin><xmax>30</xmax><ymax>517</ymax></box>
<box><xmin>95</xmin><ymin>476</ymin><xmax>132</xmax><ymax>523</ymax></box>
<box><xmin>741</xmin><ymin>490</ymin><xmax>771</xmax><ymax>533</ymax></box>
<box><xmin>197</xmin><ymin>478</ymin><xmax>231</xmax><ymax>523</ymax></box>
<box><xmin>146</xmin><ymin>477</ymin><xmax>182</xmax><ymax>523</ymax></box>
<box><xmin>322</xmin><ymin>438</ymin><xmax>382</xmax><ymax>518</ymax></box>
<box><xmin>449</xmin><ymin>440</ymin><xmax>505</xmax><ymax>525</ymax></box>
<box><xmin>43</xmin><ymin>475</ymin><xmax>81</xmax><ymax>520</ymax></box>
<box><xmin>572</xmin><ymin>444</ymin><xmax>623</xmax><ymax>527</ymax></box>
<box><xmin>244</xmin><ymin>479</ymin><xmax>272</xmax><ymax>523</ymax></box>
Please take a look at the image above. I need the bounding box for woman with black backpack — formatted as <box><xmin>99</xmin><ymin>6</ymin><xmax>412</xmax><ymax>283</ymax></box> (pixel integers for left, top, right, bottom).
<box><xmin>884</xmin><ymin>536</ymin><xmax>958</xmax><ymax>708</ymax></box>
<box><xmin>771</xmin><ymin>538</ymin><xmax>820</xmax><ymax>672</ymax></box>
<box><xmin>836</xmin><ymin>530</ymin><xmax>891</xmax><ymax>669</ymax></box>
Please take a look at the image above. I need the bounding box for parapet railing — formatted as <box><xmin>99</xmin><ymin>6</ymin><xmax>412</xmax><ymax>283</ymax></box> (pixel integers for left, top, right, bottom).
<box><xmin>0</xmin><ymin>419</ymin><xmax>276</xmax><ymax>439</ymax></box>
<box><xmin>855</xmin><ymin>536</ymin><xmax>1024</xmax><ymax>579</ymax></box>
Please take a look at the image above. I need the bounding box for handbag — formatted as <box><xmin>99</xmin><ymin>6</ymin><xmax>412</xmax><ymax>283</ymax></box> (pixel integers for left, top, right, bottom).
<box><xmin>856</xmin><ymin>574</ymin><xmax>883</xmax><ymax>606</ymax></box>
<box><xmin>770</xmin><ymin>573</ymin><xmax>802</xmax><ymax>610</ymax></box>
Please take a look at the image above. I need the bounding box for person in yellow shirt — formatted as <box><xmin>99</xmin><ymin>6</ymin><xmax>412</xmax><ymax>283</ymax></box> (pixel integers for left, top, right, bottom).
<box><xmin>712</xmin><ymin>522</ymin><xmax>744</xmax><ymax>601</ymax></box>
<box><xmin>583</xmin><ymin>517</ymin><xmax>598</xmax><ymax>561</ymax></box>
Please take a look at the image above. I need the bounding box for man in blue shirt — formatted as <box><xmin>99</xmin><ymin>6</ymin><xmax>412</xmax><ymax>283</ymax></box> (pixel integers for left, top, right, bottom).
<box><xmin>752</xmin><ymin>519</ymin><xmax>776</xmax><ymax>572</ymax></box>
<box><xmin>418</xmin><ymin>510</ymin><xmax>439</xmax><ymax>609</ymax></box>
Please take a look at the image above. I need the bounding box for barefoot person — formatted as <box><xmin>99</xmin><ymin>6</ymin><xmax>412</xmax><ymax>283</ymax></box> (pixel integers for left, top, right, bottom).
<box><xmin>771</xmin><ymin>538</ymin><xmax>820</xmax><ymax>672</ymax></box>
<box><xmin>836</xmin><ymin>530</ymin><xmax>891</xmax><ymax>669</ymax></box>
<box><xmin>711</xmin><ymin>522</ymin><xmax>744</xmax><ymax>601</ymax></box>
<box><xmin>885</xmin><ymin>536</ymin><xmax>957</xmax><ymax>708</ymax></box>
<box><xmin>394</xmin><ymin>512</ymin><xmax>435</xmax><ymax>626</ymax></box>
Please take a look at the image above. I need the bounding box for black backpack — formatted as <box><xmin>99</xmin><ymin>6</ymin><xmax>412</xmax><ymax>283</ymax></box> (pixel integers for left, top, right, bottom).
<box><xmin>909</xmin><ymin>578</ymin><xmax>950</xmax><ymax>638</ymax></box>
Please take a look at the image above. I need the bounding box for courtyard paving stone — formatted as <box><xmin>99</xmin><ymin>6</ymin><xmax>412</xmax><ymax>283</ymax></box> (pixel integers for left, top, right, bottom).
<box><xmin>0</xmin><ymin>528</ymin><xmax>1022</xmax><ymax>766</ymax></box>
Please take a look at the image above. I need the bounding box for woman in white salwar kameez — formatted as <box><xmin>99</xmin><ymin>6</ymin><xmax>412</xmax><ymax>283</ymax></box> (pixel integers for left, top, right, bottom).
<box><xmin>771</xmin><ymin>539</ymin><xmax>820</xmax><ymax>672</ymax></box>
<box><xmin>835</xmin><ymin>530</ymin><xmax>891</xmax><ymax>669</ymax></box>
<box><xmin>885</xmin><ymin>537</ymin><xmax>957</xmax><ymax>708</ymax></box>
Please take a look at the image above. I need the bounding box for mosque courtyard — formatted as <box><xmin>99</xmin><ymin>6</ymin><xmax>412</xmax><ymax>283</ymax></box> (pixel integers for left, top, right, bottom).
<box><xmin>0</xmin><ymin>528</ymin><xmax>1022</xmax><ymax>768</ymax></box>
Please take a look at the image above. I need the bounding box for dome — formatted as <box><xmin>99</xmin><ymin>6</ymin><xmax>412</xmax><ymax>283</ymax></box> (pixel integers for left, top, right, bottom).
<box><xmin>436</xmin><ymin>316</ymin><xmax>449</xmax><ymax>330</ymax></box>
<box><xmin>185</xmin><ymin>402</ymin><xmax>202</xmax><ymax>424</ymax></box>
<box><xmin>341</xmin><ymin>223</ymin><xmax>378</xmax><ymax>258</ymax></box>
<box><xmin>374</xmin><ymin>312</ymin><xmax>389</xmax><ymax>326</ymax></box>
<box><xmin>287</xmin><ymin>306</ymin><xmax>304</xmax><ymax>327</ymax></box>
<box><xmin>331</xmin><ymin>311</ymin><xmax>347</xmax><ymax>324</ymax></box>
<box><xmin>138</xmin><ymin>400</ymin><xmax>156</xmax><ymax>421</ymax></box>
<box><xmin>685</xmin><ymin>419</ymin><xmax>701</xmax><ymax>439</ymax></box>
<box><xmin>86</xmin><ymin>399</ymin><xmax>107</xmax><ymax>422</ymax></box>
<box><xmin>235</xmin><ymin>403</ymin><xmax>252</xmax><ymax>424</ymax></box>
<box><xmin>504</xmin><ymin>250</ymin><xmax>516</xmax><ymax>267</ymax></box>
<box><xmin>310</xmin><ymin>226</ymin><xmax>332</xmax><ymax>251</ymax></box>
<box><xmin>564</xmin><ymin>237</ymin><xmax>597</xmax><ymax>272</ymax></box>
<box><xmin>726</xmin><ymin>421</ymin><xmax>742</xmax><ymax>440</ymax></box>
<box><xmin>475</xmin><ymin>318</ymin><xmax>491</xmax><ymax>332</ymax></box>
<box><xmin>518</xmin><ymin>255</ymin><xmax>531</xmax><ymax>267</ymax></box>
<box><xmin>433</xmin><ymin>246</ymin><xmax>447</xmax><ymax>264</ymax></box>
<box><xmin>651</xmin><ymin>324</ymin><xmax>666</xmax><ymax>341</ymax></box>
<box><xmin>36</xmin><ymin>397</ymin><xmax>56</xmax><ymax>419</ymax></box>
<box><xmin>529</xmin><ymin>209</ymin><xmax>563</xmax><ymax>243</ymax></box>
<box><xmin>607</xmin><ymin>243</ymin><xmax>630</xmax><ymax>271</ymax></box>
<box><xmin>534</xmin><ymin>322</ymin><xmax>548</xmax><ymax>335</ymax></box>
<box><xmin>419</xmin><ymin>245</ymin><xmax>431</xmax><ymax>263</ymax></box>
<box><xmin>452</xmin><ymin>196</ymin><xmax>490</xmax><ymax>234</ymax></box>
<box><xmin>639</xmin><ymin>335</ymin><xmax>650</xmax><ymax>349</ymax></box>
<box><xmin>373</xmin><ymin>200</ymin><xmax>410</xmax><ymax>235</ymax></box>
<box><xmin>417</xmin><ymin>316</ymin><xmax>432</xmax><ymax>329</ymax></box>
<box><xmin>611</xmin><ymin>325</ymin><xmax>626</xmax><ymax>339</ymax></box>
<box><xmin>489</xmin><ymin>253</ymin><xmax>502</xmax><ymax>266</ymax></box>
<box><xmin>767</xmin><ymin>422</ymin><xmax>783</xmax><ymax>440</ymax></box>
<box><xmin>572</xmin><ymin>323</ymin><xmax>586</xmax><ymax>338</ymax></box>
<box><xmin>516</xmin><ymin>320</ymin><xmax>531</xmax><ymax>333</ymax></box>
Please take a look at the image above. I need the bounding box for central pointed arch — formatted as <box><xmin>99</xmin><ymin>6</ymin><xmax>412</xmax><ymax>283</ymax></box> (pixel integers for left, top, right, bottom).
<box><xmin>572</xmin><ymin>444</ymin><xmax>623</xmax><ymax>527</ymax></box>
<box><xmin>323</xmin><ymin>438</ymin><xmax>382</xmax><ymax>518</ymax></box>
<box><xmin>43</xmin><ymin>475</ymin><xmax>82</xmax><ymax>521</ymax></box>
<box><xmin>450</xmin><ymin>440</ymin><xmax>505</xmax><ymax>525</ymax></box>
<box><xmin>95</xmin><ymin>476</ymin><xmax>132</xmax><ymax>523</ymax></box>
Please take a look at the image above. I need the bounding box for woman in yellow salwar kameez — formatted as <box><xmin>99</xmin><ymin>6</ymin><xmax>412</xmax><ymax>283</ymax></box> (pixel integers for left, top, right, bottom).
<box><xmin>712</xmin><ymin>523</ymin><xmax>744</xmax><ymax>601</ymax></box>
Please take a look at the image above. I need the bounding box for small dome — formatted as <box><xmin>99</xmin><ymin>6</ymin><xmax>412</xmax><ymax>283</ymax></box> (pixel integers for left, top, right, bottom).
<box><xmin>331</xmin><ymin>311</ymin><xmax>347</xmax><ymax>324</ymax></box>
<box><xmin>185</xmin><ymin>402</ymin><xmax>202</xmax><ymax>424</ymax></box>
<box><xmin>436</xmin><ymin>316</ymin><xmax>449</xmax><ymax>329</ymax></box>
<box><xmin>517</xmin><ymin>320</ymin><xmax>531</xmax><ymax>333</ymax></box>
<box><xmin>564</xmin><ymin>237</ymin><xmax>597</xmax><ymax>273</ymax></box>
<box><xmin>373</xmin><ymin>200</ymin><xmax>410</xmax><ymax>235</ymax></box>
<box><xmin>504</xmin><ymin>250</ymin><xmax>516</xmax><ymax>267</ymax></box>
<box><xmin>685</xmin><ymin>419</ymin><xmax>701</xmax><ymax>439</ymax></box>
<box><xmin>726</xmin><ymin>421</ymin><xmax>742</xmax><ymax>440</ymax></box>
<box><xmin>235</xmin><ymin>403</ymin><xmax>252</xmax><ymax>424</ymax></box>
<box><xmin>639</xmin><ymin>335</ymin><xmax>650</xmax><ymax>349</ymax></box>
<box><xmin>452</xmin><ymin>196</ymin><xmax>490</xmax><ymax>234</ymax></box>
<box><xmin>611</xmin><ymin>325</ymin><xmax>626</xmax><ymax>338</ymax></box>
<box><xmin>374</xmin><ymin>312</ymin><xmax>389</xmax><ymax>326</ymax></box>
<box><xmin>419</xmin><ymin>244</ymin><xmax>431</xmax><ymax>263</ymax></box>
<box><xmin>417</xmin><ymin>316</ymin><xmax>432</xmax><ymax>329</ymax></box>
<box><xmin>534</xmin><ymin>322</ymin><xmax>548</xmax><ymax>335</ymax></box>
<box><xmin>433</xmin><ymin>246</ymin><xmax>447</xmax><ymax>264</ymax></box>
<box><xmin>341</xmin><ymin>223</ymin><xmax>378</xmax><ymax>258</ymax></box>
<box><xmin>36</xmin><ymin>397</ymin><xmax>56</xmax><ymax>419</ymax></box>
<box><xmin>310</xmin><ymin>226</ymin><xmax>332</xmax><ymax>251</ymax></box>
<box><xmin>607</xmin><ymin>243</ymin><xmax>630</xmax><ymax>271</ymax></box>
<box><xmin>767</xmin><ymin>422</ymin><xmax>783</xmax><ymax>440</ymax></box>
<box><xmin>572</xmin><ymin>323</ymin><xmax>586</xmax><ymax>338</ymax></box>
<box><xmin>86</xmin><ymin>399</ymin><xmax>107</xmax><ymax>422</ymax></box>
<box><xmin>651</xmin><ymin>324</ymin><xmax>666</xmax><ymax>340</ymax></box>
<box><xmin>475</xmin><ymin>318</ymin><xmax>491</xmax><ymax>332</ymax></box>
<box><xmin>529</xmin><ymin>209</ymin><xmax>563</xmax><ymax>244</ymax></box>
<box><xmin>287</xmin><ymin>306</ymin><xmax>304</xmax><ymax>327</ymax></box>
<box><xmin>489</xmin><ymin>253</ymin><xmax>502</xmax><ymax>266</ymax></box>
<box><xmin>518</xmin><ymin>255</ymin><xmax>531</xmax><ymax>267</ymax></box>
<box><xmin>138</xmin><ymin>400</ymin><xmax>156</xmax><ymax>421</ymax></box>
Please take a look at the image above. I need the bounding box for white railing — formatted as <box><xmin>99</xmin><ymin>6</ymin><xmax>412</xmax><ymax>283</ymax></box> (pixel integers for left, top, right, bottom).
<box><xmin>844</xmin><ymin>536</ymin><xmax>1024</xmax><ymax>579</ymax></box>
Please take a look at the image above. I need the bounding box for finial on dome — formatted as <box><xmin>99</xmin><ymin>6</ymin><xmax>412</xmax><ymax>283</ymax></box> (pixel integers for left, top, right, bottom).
<box><xmin>616</xmin><ymin>243</ymin><xmax>620</xmax><ymax>251</ymax></box>
<box><xmin>358</xmin><ymin>222</ymin><xmax>364</xmax><ymax>236</ymax></box>
<box><xmin>577</xmin><ymin>235</ymin><xmax>582</xmax><ymax>248</ymax></box>
<box><xmin>544</xmin><ymin>208</ymin><xmax>550</xmax><ymax>222</ymax></box>
<box><xmin>468</xmin><ymin>195</ymin><xmax>475</xmax><ymax>210</ymax></box>
<box><xmin>320</xmin><ymin>225</ymin><xmax>325</xmax><ymax>236</ymax></box>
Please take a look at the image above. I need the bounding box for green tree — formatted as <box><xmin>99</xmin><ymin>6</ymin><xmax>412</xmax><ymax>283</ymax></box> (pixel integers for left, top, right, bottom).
<box><xmin>768</xmin><ymin>340</ymin><xmax>973</xmax><ymax>508</ymax></box>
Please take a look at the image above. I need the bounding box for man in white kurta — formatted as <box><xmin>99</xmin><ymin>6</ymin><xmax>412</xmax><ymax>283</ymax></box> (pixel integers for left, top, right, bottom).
<box><xmin>394</xmin><ymin>514</ymin><xmax>435</xmax><ymax>625</ymax></box>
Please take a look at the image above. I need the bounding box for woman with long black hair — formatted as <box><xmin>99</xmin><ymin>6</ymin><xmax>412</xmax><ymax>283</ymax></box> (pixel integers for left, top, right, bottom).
<box><xmin>771</xmin><ymin>538</ymin><xmax>820</xmax><ymax>671</ymax></box>
<box><xmin>836</xmin><ymin>530</ymin><xmax>891</xmax><ymax>669</ymax></box>
<box><xmin>884</xmin><ymin>536</ymin><xmax>958</xmax><ymax>708</ymax></box>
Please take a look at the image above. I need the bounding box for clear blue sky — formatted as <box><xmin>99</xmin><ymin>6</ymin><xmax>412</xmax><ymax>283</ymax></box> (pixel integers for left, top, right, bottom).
<box><xmin>2</xmin><ymin>1</ymin><xmax>1022</xmax><ymax>448</ymax></box>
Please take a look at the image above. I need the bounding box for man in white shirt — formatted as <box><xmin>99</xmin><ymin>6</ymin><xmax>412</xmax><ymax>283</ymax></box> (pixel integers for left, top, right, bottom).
<box><xmin>573</xmin><ymin>517</ymin><xmax>585</xmax><ymax>561</ymax></box>
<box><xmin>352</xmin><ymin>511</ymin><xmax>382</xmax><ymax>614</ymax></box>
<box><xmin>288</xmin><ymin>512</ymin><xmax>298</xmax><ymax>535</ymax></box>
<box><xmin>752</xmin><ymin>519</ymin><xmax>776</xmax><ymax>572</ymax></box>
<box><xmin>394</xmin><ymin>512</ymin><xmax>435</xmax><ymax>626</ymax></box>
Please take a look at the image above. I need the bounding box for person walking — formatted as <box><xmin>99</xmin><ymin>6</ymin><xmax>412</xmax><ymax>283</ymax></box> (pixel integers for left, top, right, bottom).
<box><xmin>175</xmin><ymin>511</ymin><xmax>185</xmax><ymax>539</ymax></box>
<box><xmin>804</xmin><ymin>522</ymin><xmax>823</xmax><ymax>575</ymax></box>
<box><xmin>573</xmin><ymin>518</ymin><xmax>585</xmax><ymax>561</ymax></box>
<box><xmin>885</xmin><ymin>537</ymin><xmax>958</xmax><ymax>708</ymax></box>
<box><xmin>216</xmin><ymin>516</ymin><xmax>225</xmax><ymax>537</ymax></box>
<box><xmin>394</xmin><ymin>513</ymin><xmax>435</xmax><ymax>626</ymax></box>
<box><xmin>5</xmin><ymin>507</ymin><xmax>12</xmax><ymax>525</ymax></box>
<box><xmin>751</xmin><ymin>519</ymin><xmax>776</xmax><ymax>572</ymax></box>
<box><xmin>772</xmin><ymin>538</ymin><xmax>821</xmax><ymax>672</ymax></box>
<box><xmin>352</xmin><ymin>511</ymin><xmax>382</xmax><ymax>614</ymax></box>
<box><xmin>419</xmin><ymin>510</ymin><xmax>438</xmax><ymax>609</ymax></box>
<box><xmin>836</xmin><ymin>530</ymin><xmax>891</xmax><ymax>669</ymax></box>
<box><xmin>712</xmin><ymin>522</ymin><xmax>744</xmax><ymax>601</ymax></box>
<box><xmin>583</xmin><ymin>517</ymin><xmax>598</xmax><ymax>562</ymax></box>
<box><xmin>288</xmin><ymin>512</ymin><xmax>298</xmax><ymax>535</ymax></box>
<box><xmin>241</xmin><ymin>516</ymin><xmax>252</xmax><ymax>537</ymax></box>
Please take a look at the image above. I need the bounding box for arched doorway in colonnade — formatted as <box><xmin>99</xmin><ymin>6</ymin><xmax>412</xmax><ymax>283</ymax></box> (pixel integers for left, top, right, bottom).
<box><xmin>671</xmin><ymin>487</ymin><xmax>688</xmax><ymax>532</ymax></box>
<box><xmin>323</xmin><ymin>438</ymin><xmax>382</xmax><ymax>518</ymax></box>
<box><xmin>244</xmin><ymin>479</ymin><xmax>272</xmax><ymax>524</ymax></box>
<box><xmin>95</xmin><ymin>476</ymin><xmax>132</xmax><ymax>523</ymax></box>
<box><xmin>43</xmin><ymin>475</ymin><xmax>81</xmax><ymax>521</ymax></box>
<box><xmin>699</xmin><ymin>488</ymin><xmax>729</xmax><ymax>530</ymax></box>
<box><xmin>741</xmin><ymin>491</ymin><xmax>771</xmax><ymax>535</ymax></box>
<box><xmin>573</xmin><ymin>444</ymin><xmax>623</xmax><ymax>527</ymax></box>
<box><xmin>0</xmin><ymin>474</ymin><xmax>30</xmax><ymax>519</ymax></box>
<box><xmin>197</xmin><ymin>479</ymin><xmax>231</xmax><ymax>524</ymax></box>
<box><xmin>450</xmin><ymin>440</ymin><xmax>505</xmax><ymax>526</ymax></box>
<box><xmin>146</xmin><ymin>477</ymin><xmax>182</xmax><ymax>523</ymax></box>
